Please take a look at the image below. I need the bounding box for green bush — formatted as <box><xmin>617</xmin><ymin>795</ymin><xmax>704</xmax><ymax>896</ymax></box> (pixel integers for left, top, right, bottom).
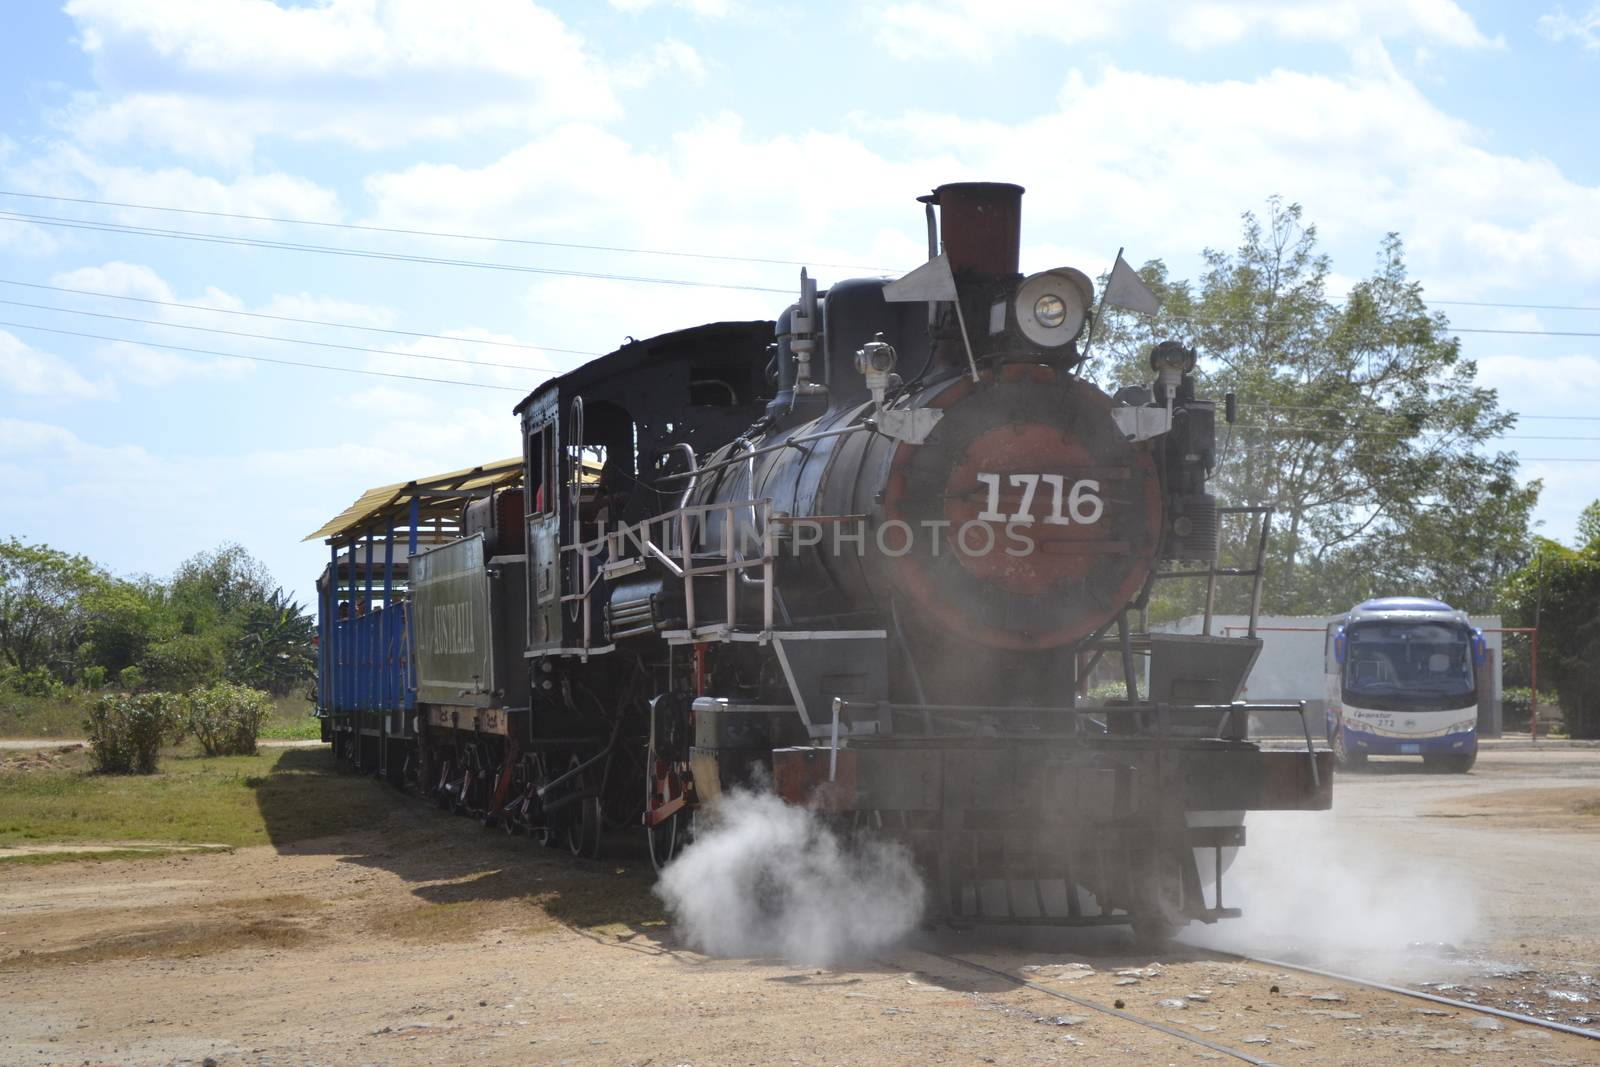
<box><xmin>118</xmin><ymin>664</ymin><xmax>146</xmax><ymax>691</ymax></box>
<box><xmin>84</xmin><ymin>692</ymin><xmax>181</xmax><ymax>774</ymax></box>
<box><xmin>2</xmin><ymin>666</ymin><xmax>66</xmax><ymax>699</ymax></box>
<box><xmin>140</xmin><ymin>633</ymin><xmax>224</xmax><ymax>692</ymax></box>
<box><xmin>186</xmin><ymin>682</ymin><xmax>272</xmax><ymax>756</ymax></box>
<box><xmin>80</xmin><ymin>664</ymin><xmax>107</xmax><ymax>690</ymax></box>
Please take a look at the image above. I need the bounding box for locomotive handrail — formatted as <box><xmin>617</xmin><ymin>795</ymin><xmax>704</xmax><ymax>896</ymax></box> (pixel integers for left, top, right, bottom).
<box><xmin>654</xmin><ymin>423</ymin><xmax>869</xmax><ymax>484</ymax></box>
<box><xmin>557</xmin><ymin>496</ymin><xmax>777</xmax><ymax>650</ymax></box>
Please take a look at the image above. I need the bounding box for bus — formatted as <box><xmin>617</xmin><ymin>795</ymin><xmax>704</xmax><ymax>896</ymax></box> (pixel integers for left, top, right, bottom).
<box><xmin>1325</xmin><ymin>597</ymin><xmax>1486</xmax><ymax>772</ymax></box>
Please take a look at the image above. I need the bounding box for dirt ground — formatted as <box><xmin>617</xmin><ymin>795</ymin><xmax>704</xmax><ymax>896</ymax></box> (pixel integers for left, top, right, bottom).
<box><xmin>3</xmin><ymin>746</ymin><xmax>1599</xmax><ymax>1065</ymax></box>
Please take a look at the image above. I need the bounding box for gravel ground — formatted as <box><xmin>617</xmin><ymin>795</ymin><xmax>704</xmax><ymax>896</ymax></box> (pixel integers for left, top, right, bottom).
<box><xmin>1</xmin><ymin>747</ymin><xmax>1597</xmax><ymax>1065</ymax></box>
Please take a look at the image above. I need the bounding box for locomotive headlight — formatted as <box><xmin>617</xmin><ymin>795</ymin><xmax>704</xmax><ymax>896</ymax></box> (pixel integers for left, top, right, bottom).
<box><xmin>1016</xmin><ymin>267</ymin><xmax>1093</xmax><ymax>348</ymax></box>
<box><xmin>1034</xmin><ymin>293</ymin><xmax>1067</xmax><ymax>329</ymax></box>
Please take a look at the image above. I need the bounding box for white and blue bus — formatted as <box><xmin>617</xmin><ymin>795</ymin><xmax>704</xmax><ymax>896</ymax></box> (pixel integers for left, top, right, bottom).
<box><xmin>1325</xmin><ymin>597</ymin><xmax>1486</xmax><ymax>773</ymax></box>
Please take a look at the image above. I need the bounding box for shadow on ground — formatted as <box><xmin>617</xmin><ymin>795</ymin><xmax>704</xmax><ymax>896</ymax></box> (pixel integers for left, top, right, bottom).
<box><xmin>250</xmin><ymin>746</ymin><xmax>667</xmax><ymax>937</ymax></box>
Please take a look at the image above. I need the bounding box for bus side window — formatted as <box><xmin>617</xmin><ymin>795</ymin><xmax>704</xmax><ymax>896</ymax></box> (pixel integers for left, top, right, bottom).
<box><xmin>1324</xmin><ymin>622</ymin><xmax>1340</xmax><ymax>673</ymax></box>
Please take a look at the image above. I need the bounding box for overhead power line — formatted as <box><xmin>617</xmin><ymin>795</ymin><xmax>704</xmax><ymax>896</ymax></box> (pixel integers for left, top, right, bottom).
<box><xmin>1238</xmin><ymin>424</ymin><xmax>1600</xmax><ymax>441</ymax></box>
<box><xmin>1237</xmin><ymin>402</ymin><xmax>1600</xmax><ymax>422</ymax></box>
<box><xmin>1428</xmin><ymin>298</ymin><xmax>1600</xmax><ymax>313</ymax></box>
<box><xmin>0</xmin><ymin>297</ymin><xmax>564</xmax><ymax>375</ymax></box>
<box><xmin>0</xmin><ymin>278</ymin><xmax>602</xmax><ymax>356</ymax></box>
<box><xmin>0</xmin><ymin>210</ymin><xmax>797</xmax><ymax>294</ymax></box>
<box><xmin>0</xmin><ymin>318</ymin><xmax>525</xmax><ymax>392</ymax></box>
<box><xmin>0</xmin><ymin>189</ymin><xmax>896</xmax><ymax>273</ymax></box>
<box><xmin>1157</xmin><ymin>310</ymin><xmax>1600</xmax><ymax>339</ymax></box>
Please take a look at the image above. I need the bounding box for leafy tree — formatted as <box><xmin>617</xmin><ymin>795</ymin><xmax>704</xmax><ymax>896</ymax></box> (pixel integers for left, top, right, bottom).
<box><xmin>0</xmin><ymin>537</ymin><xmax>107</xmax><ymax>677</ymax></box>
<box><xmin>1501</xmin><ymin>516</ymin><xmax>1600</xmax><ymax>738</ymax></box>
<box><xmin>1578</xmin><ymin>500</ymin><xmax>1600</xmax><ymax>549</ymax></box>
<box><xmin>1093</xmin><ymin>199</ymin><xmax>1534</xmax><ymax>616</ymax></box>
<box><xmin>230</xmin><ymin>587</ymin><xmax>315</xmax><ymax>696</ymax></box>
<box><xmin>139</xmin><ymin>632</ymin><xmax>227</xmax><ymax>693</ymax></box>
<box><xmin>81</xmin><ymin>577</ymin><xmax>173</xmax><ymax>677</ymax></box>
<box><xmin>169</xmin><ymin>543</ymin><xmax>275</xmax><ymax>634</ymax></box>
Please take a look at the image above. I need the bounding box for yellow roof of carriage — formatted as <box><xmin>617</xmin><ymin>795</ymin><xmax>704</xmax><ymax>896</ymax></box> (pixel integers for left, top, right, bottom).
<box><xmin>304</xmin><ymin>457</ymin><xmax>524</xmax><ymax>544</ymax></box>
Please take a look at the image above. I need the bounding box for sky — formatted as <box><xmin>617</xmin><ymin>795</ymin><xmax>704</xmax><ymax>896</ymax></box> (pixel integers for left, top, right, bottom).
<box><xmin>1</xmin><ymin>0</ymin><xmax>1597</xmax><ymax>606</ymax></box>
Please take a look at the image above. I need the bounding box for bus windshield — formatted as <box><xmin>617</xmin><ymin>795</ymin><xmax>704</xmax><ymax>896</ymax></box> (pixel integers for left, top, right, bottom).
<box><xmin>1343</xmin><ymin>621</ymin><xmax>1475</xmax><ymax>705</ymax></box>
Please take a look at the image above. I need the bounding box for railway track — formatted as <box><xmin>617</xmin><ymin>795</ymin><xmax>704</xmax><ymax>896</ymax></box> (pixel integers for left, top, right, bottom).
<box><xmin>919</xmin><ymin>946</ymin><xmax>1600</xmax><ymax>1065</ymax></box>
<box><xmin>1224</xmin><ymin>951</ymin><xmax>1600</xmax><ymax>1042</ymax></box>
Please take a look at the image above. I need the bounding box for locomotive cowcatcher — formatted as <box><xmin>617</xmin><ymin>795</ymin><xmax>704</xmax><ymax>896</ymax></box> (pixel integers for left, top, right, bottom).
<box><xmin>310</xmin><ymin>182</ymin><xmax>1332</xmax><ymax>943</ymax></box>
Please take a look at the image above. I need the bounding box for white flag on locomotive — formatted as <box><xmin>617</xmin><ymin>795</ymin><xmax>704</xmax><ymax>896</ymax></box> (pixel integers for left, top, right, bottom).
<box><xmin>1102</xmin><ymin>252</ymin><xmax>1161</xmax><ymax>316</ymax></box>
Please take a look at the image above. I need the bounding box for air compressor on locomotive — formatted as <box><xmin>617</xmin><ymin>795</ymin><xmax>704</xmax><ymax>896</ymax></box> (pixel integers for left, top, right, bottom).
<box><xmin>313</xmin><ymin>182</ymin><xmax>1331</xmax><ymax>941</ymax></box>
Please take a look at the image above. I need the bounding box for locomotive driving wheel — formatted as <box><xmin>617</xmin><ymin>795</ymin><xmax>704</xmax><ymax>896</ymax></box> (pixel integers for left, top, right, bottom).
<box><xmin>645</xmin><ymin>694</ymin><xmax>692</xmax><ymax>872</ymax></box>
<box><xmin>565</xmin><ymin>754</ymin><xmax>603</xmax><ymax>859</ymax></box>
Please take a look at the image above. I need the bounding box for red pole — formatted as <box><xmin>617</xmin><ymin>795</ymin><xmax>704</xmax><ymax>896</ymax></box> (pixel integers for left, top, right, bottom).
<box><xmin>1530</xmin><ymin>628</ymin><xmax>1539</xmax><ymax>742</ymax></box>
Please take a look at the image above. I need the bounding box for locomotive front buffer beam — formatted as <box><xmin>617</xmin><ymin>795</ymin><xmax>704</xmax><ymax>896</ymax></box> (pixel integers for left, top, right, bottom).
<box><xmin>771</xmin><ymin>718</ymin><xmax>1331</xmax><ymax>934</ymax></box>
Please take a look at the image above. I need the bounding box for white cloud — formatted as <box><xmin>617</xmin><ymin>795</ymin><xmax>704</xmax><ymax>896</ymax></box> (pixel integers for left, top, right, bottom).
<box><xmin>608</xmin><ymin>0</ymin><xmax>733</xmax><ymax>15</ymax></box>
<box><xmin>613</xmin><ymin>39</ymin><xmax>710</xmax><ymax>88</ymax></box>
<box><xmin>875</xmin><ymin>0</ymin><xmax>1493</xmax><ymax>60</ymax></box>
<box><xmin>1538</xmin><ymin>4</ymin><xmax>1600</xmax><ymax>49</ymax></box>
<box><xmin>1170</xmin><ymin>0</ymin><xmax>1495</xmax><ymax>50</ymax></box>
<box><xmin>878</xmin><ymin>0</ymin><xmax>1131</xmax><ymax>61</ymax></box>
<box><xmin>859</xmin><ymin>61</ymin><xmax>1600</xmax><ymax>294</ymax></box>
<box><xmin>0</xmin><ymin>331</ymin><xmax>112</xmax><ymax>400</ymax></box>
<box><xmin>59</xmin><ymin>0</ymin><xmax>620</xmax><ymax>160</ymax></box>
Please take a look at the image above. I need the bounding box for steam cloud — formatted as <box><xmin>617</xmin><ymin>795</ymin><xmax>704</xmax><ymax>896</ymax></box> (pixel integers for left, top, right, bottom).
<box><xmin>655</xmin><ymin>788</ymin><xmax>927</xmax><ymax>966</ymax></box>
<box><xmin>1183</xmin><ymin>811</ymin><xmax>1481</xmax><ymax>979</ymax></box>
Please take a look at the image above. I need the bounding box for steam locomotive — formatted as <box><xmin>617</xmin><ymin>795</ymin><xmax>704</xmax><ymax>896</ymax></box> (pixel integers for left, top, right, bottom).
<box><xmin>312</xmin><ymin>182</ymin><xmax>1331</xmax><ymax>942</ymax></box>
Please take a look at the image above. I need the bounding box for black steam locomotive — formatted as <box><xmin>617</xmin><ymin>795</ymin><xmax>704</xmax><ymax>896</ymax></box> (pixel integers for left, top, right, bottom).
<box><xmin>313</xmin><ymin>183</ymin><xmax>1331</xmax><ymax>942</ymax></box>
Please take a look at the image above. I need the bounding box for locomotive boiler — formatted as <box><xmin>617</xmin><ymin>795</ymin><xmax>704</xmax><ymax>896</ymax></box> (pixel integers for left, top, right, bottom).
<box><xmin>312</xmin><ymin>182</ymin><xmax>1332</xmax><ymax>944</ymax></box>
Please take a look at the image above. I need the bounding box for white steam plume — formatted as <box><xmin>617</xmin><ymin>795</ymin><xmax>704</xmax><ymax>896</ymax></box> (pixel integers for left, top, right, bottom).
<box><xmin>655</xmin><ymin>788</ymin><xmax>927</xmax><ymax>966</ymax></box>
<box><xmin>1184</xmin><ymin>811</ymin><xmax>1481</xmax><ymax>979</ymax></box>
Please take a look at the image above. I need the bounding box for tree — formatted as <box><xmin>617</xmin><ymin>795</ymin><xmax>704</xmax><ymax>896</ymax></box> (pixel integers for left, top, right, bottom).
<box><xmin>0</xmin><ymin>537</ymin><xmax>106</xmax><ymax>677</ymax></box>
<box><xmin>169</xmin><ymin>543</ymin><xmax>275</xmax><ymax>634</ymax></box>
<box><xmin>1092</xmin><ymin>199</ymin><xmax>1535</xmax><ymax>616</ymax></box>
<box><xmin>1501</xmin><ymin>517</ymin><xmax>1600</xmax><ymax>739</ymax></box>
<box><xmin>1578</xmin><ymin>500</ymin><xmax>1600</xmax><ymax>549</ymax></box>
<box><xmin>81</xmin><ymin>577</ymin><xmax>173</xmax><ymax>677</ymax></box>
<box><xmin>230</xmin><ymin>587</ymin><xmax>315</xmax><ymax>696</ymax></box>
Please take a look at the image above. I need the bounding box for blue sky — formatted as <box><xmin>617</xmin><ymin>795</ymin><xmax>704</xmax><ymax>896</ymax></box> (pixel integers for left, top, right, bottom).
<box><xmin>1</xmin><ymin>0</ymin><xmax>1597</xmax><ymax>605</ymax></box>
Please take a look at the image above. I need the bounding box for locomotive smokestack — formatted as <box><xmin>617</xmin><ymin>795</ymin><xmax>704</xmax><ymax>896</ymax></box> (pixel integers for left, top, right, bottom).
<box><xmin>929</xmin><ymin>182</ymin><xmax>1024</xmax><ymax>275</ymax></box>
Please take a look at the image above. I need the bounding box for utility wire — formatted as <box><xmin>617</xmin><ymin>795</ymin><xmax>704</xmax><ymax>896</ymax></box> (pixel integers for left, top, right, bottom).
<box><xmin>0</xmin><ymin>278</ymin><xmax>603</xmax><ymax>356</ymax></box>
<box><xmin>0</xmin><ymin>297</ymin><xmax>564</xmax><ymax>374</ymax></box>
<box><xmin>0</xmin><ymin>318</ymin><xmax>525</xmax><ymax>392</ymax></box>
<box><xmin>1237</xmin><ymin>424</ymin><xmax>1600</xmax><ymax>441</ymax></box>
<box><xmin>10</xmin><ymin>206</ymin><xmax>1600</xmax><ymax>335</ymax></box>
<box><xmin>0</xmin><ymin>210</ymin><xmax>797</xmax><ymax>294</ymax></box>
<box><xmin>1237</xmin><ymin>402</ymin><xmax>1600</xmax><ymax>422</ymax></box>
<box><xmin>1428</xmin><ymin>298</ymin><xmax>1600</xmax><ymax>313</ymax></box>
<box><xmin>0</xmin><ymin>189</ymin><xmax>895</xmax><ymax>272</ymax></box>
<box><xmin>1155</xmin><ymin>310</ymin><xmax>1600</xmax><ymax>338</ymax></box>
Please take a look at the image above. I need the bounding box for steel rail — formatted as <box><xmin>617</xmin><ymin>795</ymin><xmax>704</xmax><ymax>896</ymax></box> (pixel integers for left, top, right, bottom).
<box><xmin>923</xmin><ymin>951</ymin><xmax>1280</xmax><ymax>1066</ymax></box>
<box><xmin>1227</xmin><ymin>952</ymin><xmax>1600</xmax><ymax>1042</ymax></box>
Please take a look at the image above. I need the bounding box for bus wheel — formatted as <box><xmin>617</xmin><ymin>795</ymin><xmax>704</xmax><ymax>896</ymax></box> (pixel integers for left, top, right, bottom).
<box><xmin>1331</xmin><ymin>728</ymin><xmax>1366</xmax><ymax>770</ymax></box>
<box><xmin>1424</xmin><ymin>751</ymin><xmax>1476</xmax><ymax>774</ymax></box>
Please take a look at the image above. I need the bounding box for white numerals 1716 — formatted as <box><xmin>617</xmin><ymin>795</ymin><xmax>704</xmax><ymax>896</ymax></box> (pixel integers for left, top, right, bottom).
<box><xmin>976</xmin><ymin>473</ymin><xmax>1104</xmax><ymax>525</ymax></box>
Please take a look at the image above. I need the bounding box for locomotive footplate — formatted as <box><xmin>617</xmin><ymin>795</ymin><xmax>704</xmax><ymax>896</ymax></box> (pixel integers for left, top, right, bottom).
<box><xmin>771</xmin><ymin>727</ymin><xmax>1330</xmax><ymax>931</ymax></box>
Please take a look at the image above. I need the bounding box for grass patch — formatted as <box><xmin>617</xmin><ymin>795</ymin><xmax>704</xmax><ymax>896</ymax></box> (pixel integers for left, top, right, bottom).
<box><xmin>1</xmin><ymin>692</ymin><xmax>318</xmax><ymax>741</ymax></box>
<box><xmin>0</xmin><ymin>690</ymin><xmax>91</xmax><ymax>737</ymax></box>
<box><xmin>1575</xmin><ymin>798</ymin><xmax>1600</xmax><ymax>816</ymax></box>
<box><xmin>0</xmin><ymin>744</ymin><xmax>397</xmax><ymax>852</ymax></box>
